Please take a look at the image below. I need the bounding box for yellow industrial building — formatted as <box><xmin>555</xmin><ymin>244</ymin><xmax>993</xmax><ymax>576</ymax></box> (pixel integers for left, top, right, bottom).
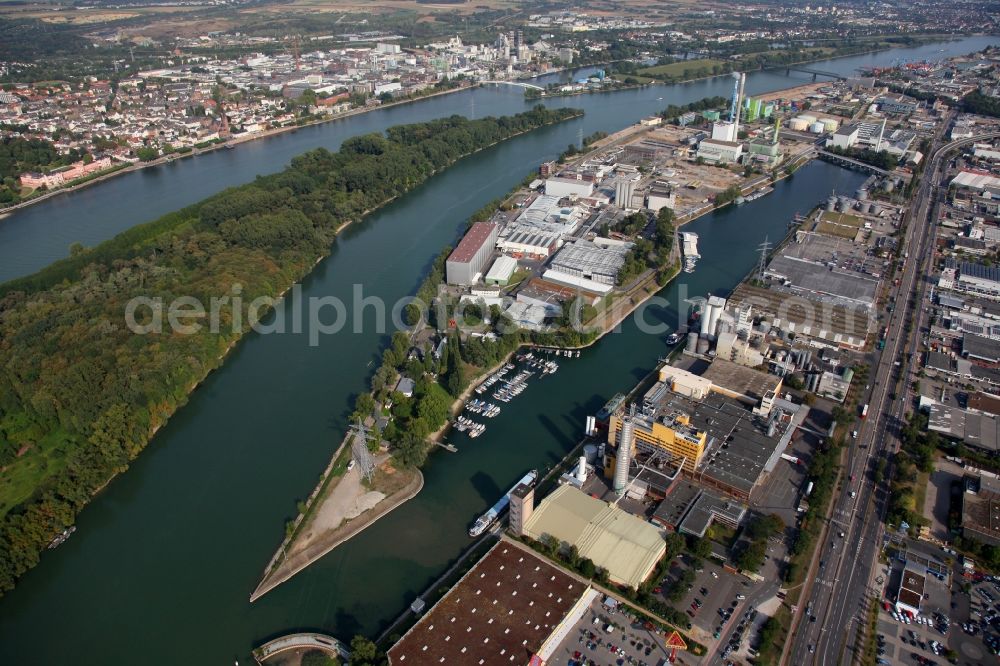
<box><xmin>607</xmin><ymin>410</ymin><xmax>707</xmax><ymax>473</ymax></box>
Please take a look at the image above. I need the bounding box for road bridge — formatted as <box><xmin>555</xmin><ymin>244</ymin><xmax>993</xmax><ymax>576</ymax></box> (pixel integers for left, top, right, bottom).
<box><xmin>782</xmin><ymin>66</ymin><xmax>847</xmax><ymax>80</ymax></box>
<box><xmin>816</xmin><ymin>150</ymin><xmax>890</xmax><ymax>176</ymax></box>
<box><xmin>252</xmin><ymin>632</ymin><xmax>350</xmax><ymax>664</ymax></box>
<box><xmin>479</xmin><ymin>80</ymin><xmax>545</xmax><ymax>91</ymax></box>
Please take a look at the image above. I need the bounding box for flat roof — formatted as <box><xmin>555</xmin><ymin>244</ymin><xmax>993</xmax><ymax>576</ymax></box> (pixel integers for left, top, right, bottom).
<box><xmin>387</xmin><ymin>543</ymin><xmax>586</xmax><ymax>665</ymax></box>
<box><xmin>702</xmin><ymin>358</ymin><xmax>780</xmax><ymax>402</ymax></box>
<box><xmin>962</xmin><ymin>477</ymin><xmax>1000</xmax><ymax>542</ymax></box>
<box><xmin>963</xmin><ymin>334</ymin><xmax>1000</xmax><ymax>362</ymax></box>
<box><xmin>727</xmin><ymin>282</ymin><xmax>870</xmax><ymax>340</ymax></box>
<box><xmin>652</xmin><ymin>481</ymin><xmax>701</xmax><ymax>529</ymax></box>
<box><xmin>960</xmin><ymin>261</ymin><xmax>1000</xmax><ymax>284</ymax></box>
<box><xmin>447</xmin><ymin>222</ymin><xmax>496</xmax><ymax>264</ymax></box>
<box><xmin>927</xmin><ymin>402</ymin><xmax>1000</xmax><ymax>452</ymax></box>
<box><xmin>678</xmin><ymin>489</ymin><xmax>747</xmax><ymax>538</ymax></box>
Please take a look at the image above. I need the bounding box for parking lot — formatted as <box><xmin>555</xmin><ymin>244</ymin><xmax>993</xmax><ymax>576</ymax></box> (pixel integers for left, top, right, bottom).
<box><xmin>547</xmin><ymin>595</ymin><xmax>678</xmax><ymax>666</ymax></box>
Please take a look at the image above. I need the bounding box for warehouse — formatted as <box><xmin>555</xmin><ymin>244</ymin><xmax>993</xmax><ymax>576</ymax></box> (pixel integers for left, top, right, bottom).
<box><xmin>497</xmin><ymin>226</ymin><xmax>562</xmax><ymax>259</ymax></box>
<box><xmin>549</xmin><ymin>238</ymin><xmax>632</xmax><ymax>286</ymax></box>
<box><xmin>445</xmin><ymin>222</ymin><xmax>499</xmax><ymax>286</ymax></box>
<box><xmin>523</xmin><ymin>485</ymin><xmax>666</xmax><ymax>589</ymax></box>
<box><xmin>544</xmin><ymin>176</ymin><xmax>594</xmax><ymax>198</ymax></box>
<box><xmin>387</xmin><ymin>543</ymin><xmax>591</xmax><ymax>665</ymax></box>
<box><xmin>962</xmin><ymin>334</ymin><xmax>1000</xmax><ymax>363</ymax></box>
<box><xmin>484</xmin><ymin>255</ymin><xmax>518</xmax><ymax>286</ymax></box>
<box><xmin>957</xmin><ymin>262</ymin><xmax>1000</xmax><ymax>300</ymax></box>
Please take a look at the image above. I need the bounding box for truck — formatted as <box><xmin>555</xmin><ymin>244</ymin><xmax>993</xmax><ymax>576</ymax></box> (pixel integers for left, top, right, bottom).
<box><xmin>805</xmin><ymin>481</ymin><xmax>814</xmax><ymax>497</ymax></box>
<box><xmin>860</xmin><ymin>404</ymin><xmax>869</xmax><ymax>419</ymax></box>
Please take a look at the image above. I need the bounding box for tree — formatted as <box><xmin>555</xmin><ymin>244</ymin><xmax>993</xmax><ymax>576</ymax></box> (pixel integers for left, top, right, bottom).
<box><xmin>349</xmin><ymin>635</ymin><xmax>379</xmax><ymax>666</ymax></box>
<box><xmin>392</xmin><ymin>431</ymin><xmax>428</xmax><ymax>469</ymax></box>
<box><xmin>135</xmin><ymin>146</ymin><xmax>158</xmax><ymax>162</ymax></box>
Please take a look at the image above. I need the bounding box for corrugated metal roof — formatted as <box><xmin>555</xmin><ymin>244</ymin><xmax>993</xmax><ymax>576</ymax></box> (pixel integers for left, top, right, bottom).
<box><xmin>447</xmin><ymin>222</ymin><xmax>496</xmax><ymax>264</ymax></box>
<box><xmin>523</xmin><ymin>485</ymin><xmax>665</xmax><ymax>589</ymax></box>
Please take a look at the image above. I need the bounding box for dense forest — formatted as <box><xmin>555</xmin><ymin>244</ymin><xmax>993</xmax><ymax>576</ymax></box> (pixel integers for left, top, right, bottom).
<box><xmin>0</xmin><ymin>105</ymin><xmax>582</xmax><ymax>594</ymax></box>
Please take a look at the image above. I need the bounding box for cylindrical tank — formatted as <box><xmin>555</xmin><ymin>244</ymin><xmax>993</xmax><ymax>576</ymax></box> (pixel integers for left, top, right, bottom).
<box><xmin>872</xmin><ymin>204</ymin><xmax>882</xmax><ymax>217</ymax></box>
<box><xmin>583</xmin><ymin>443</ymin><xmax>598</xmax><ymax>464</ymax></box>
<box><xmin>789</xmin><ymin>117</ymin><xmax>809</xmax><ymax>132</ymax></box>
<box><xmin>826</xmin><ymin>196</ymin><xmax>837</xmax><ymax>212</ymax></box>
<box><xmin>576</xmin><ymin>456</ymin><xmax>587</xmax><ymax>483</ymax></box>
<box><xmin>686</xmin><ymin>332</ymin><xmax>699</xmax><ymax>353</ymax></box>
<box><xmin>700</xmin><ymin>303</ymin><xmax>715</xmax><ymax>336</ymax></box>
<box><xmin>809</xmin><ymin>121</ymin><xmax>825</xmax><ymax>134</ymax></box>
<box><xmin>797</xmin><ymin>114</ymin><xmax>817</xmax><ymax>125</ymax></box>
<box><xmin>706</xmin><ymin>296</ymin><xmax>726</xmax><ymax>337</ymax></box>
<box><xmin>865</xmin><ymin>202</ymin><xmax>874</xmax><ymax>214</ymax></box>
<box><xmin>613</xmin><ymin>419</ymin><xmax>634</xmax><ymax>495</ymax></box>
<box><xmin>697</xmin><ymin>339</ymin><xmax>710</xmax><ymax>355</ymax></box>
<box><xmin>838</xmin><ymin>198</ymin><xmax>852</xmax><ymax>213</ymax></box>
<box><xmin>856</xmin><ymin>188</ymin><xmax>868</xmax><ymax>201</ymax></box>
<box><xmin>822</xmin><ymin>118</ymin><xmax>839</xmax><ymax>132</ymax></box>
<box><xmin>884</xmin><ymin>180</ymin><xmax>894</xmax><ymax>193</ymax></box>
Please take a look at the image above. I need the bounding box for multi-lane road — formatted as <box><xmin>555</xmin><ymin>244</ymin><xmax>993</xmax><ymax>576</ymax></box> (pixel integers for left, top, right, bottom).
<box><xmin>786</xmin><ymin>123</ymin><xmax>1000</xmax><ymax>665</ymax></box>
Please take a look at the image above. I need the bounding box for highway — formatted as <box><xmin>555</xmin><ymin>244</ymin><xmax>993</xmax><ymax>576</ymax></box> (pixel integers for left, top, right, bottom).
<box><xmin>786</xmin><ymin>123</ymin><xmax>1000</xmax><ymax>665</ymax></box>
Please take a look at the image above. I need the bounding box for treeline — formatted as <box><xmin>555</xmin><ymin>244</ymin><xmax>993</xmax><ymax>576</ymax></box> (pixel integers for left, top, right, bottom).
<box><xmin>784</xmin><ymin>438</ymin><xmax>843</xmax><ymax>583</ymax></box>
<box><xmin>962</xmin><ymin>90</ymin><xmax>1000</xmax><ymax>119</ymax></box>
<box><xmin>0</xmin><ymin>105</ymin><xmax>582</xmax><ymax>595</ymax></box>
<box><xmin>659</xmin><ymin>96</ymin><xmax>729</xmax><ymax>122</ymax></box>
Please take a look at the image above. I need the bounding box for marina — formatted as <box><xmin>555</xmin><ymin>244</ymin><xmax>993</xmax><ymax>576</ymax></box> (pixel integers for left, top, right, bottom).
<box><xmin>681</xmin><ymin>231</ymin><xmax>701</xmax><ymax>273</ymax></box>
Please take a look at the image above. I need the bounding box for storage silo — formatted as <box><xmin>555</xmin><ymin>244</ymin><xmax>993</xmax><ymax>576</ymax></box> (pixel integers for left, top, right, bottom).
<box><xmin>613</xmin><ymin>418</ymin><xmax>634</xmax><ymax>495</ymax></box>
<box><xmin>576</xmin><ymin>456</ymin><xmax>588</xmax><ymax>484</ymax></box>
<box><xmin>822</xmin><ymin>118</ymin><xmax>839</xmax><ymax>132</ymax></box>
<box><xmin>856</xmin><ymin>188</ymin><xmax>868</xmax><ymax>201</ymax></box>
<box><xmin>826</xmin><ymin>196</ymin><xmax>837</xmax><ymax>212</ymax></box>
<box><xmin>583</xmin><ymin>443</ymin><xmax>598</xmax><ymax>464</ymax></box>
<box><xmin>789</xmin><ymin>117</ymin><xmax>810</xmax><ymax>132</ymax></box>
<box><xmin>838</xmin><ymin>197</ymin><xmax>852</xmax><ymax>212</ymax></box>
<box><xmin>706</xmin><ymin>296</ymin><xmax>727</xmax><ymax>337</ymax></box>
<box><xmin>797</xmin><ymin>114</ymin><xmax>817</xmax><ymax>125</ymax></box>
<box><xmin>809</xmin><ymin>121</ymin><xmax>825</xmax><ymax>134</ymax></box>
<box><xmin>865</xmin><ymin>202</ymin><xmax>875</xmax><ymax>214</ymax></box>
<box><xmin>686</xmin><ymin>332</ymin><xmax>699</xmax><ymax>353</ymax></box>
<box><xmin>697</xmin><ymin>339</ymin><xmax>710</xmax><ymax>355</ymax></box>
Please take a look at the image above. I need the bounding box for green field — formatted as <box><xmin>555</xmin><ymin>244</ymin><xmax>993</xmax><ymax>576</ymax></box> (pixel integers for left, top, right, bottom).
<box><xmin>637</xmin><ymin>58</ymin><xmax>727</xmax><ymax>78</ymax></box>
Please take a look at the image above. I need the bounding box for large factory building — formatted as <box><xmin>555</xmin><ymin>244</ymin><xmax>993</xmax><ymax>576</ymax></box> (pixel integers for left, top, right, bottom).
<box><xmin>445</xmin><ymin>222</ymin><xmax>499</xmax><ymax>286</ymax></box>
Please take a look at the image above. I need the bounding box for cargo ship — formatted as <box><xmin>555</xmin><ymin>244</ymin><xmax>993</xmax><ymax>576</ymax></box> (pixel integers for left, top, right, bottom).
<box><xmin>468</xmin><ymin>469</ymin><xmax>538</xmax><ymax>537</ymax></box>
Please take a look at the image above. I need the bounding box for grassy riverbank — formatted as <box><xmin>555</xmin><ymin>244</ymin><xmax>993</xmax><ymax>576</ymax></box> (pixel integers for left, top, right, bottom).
<box><xmin>0</xmin><ymin>106</ymin><xmax>582</xmax><ymax>596</ymax></box>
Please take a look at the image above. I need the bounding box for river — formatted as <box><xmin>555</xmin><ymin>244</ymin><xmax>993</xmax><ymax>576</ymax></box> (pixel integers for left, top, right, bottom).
<box><xmin>0</xmin><ymin>36</ymin><xmax>993</xmax><ymax>665</ymax></box>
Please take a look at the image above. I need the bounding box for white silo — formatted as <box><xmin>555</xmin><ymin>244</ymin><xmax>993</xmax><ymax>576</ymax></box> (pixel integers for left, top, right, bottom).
<box><xmin>706</xmin><ymin>295</ymin><xmax>727</xmax><ymax>338</ymax></box>
<box><xmin>613</xmin><ymin>417</ymin><xmax>634</xmax><ymax>496</ymax></box>
<box><xmin>686</xmin><ymin>332</ymin><xmax>699</xmax><ymax>353</ymax></box>
<box><xmin>576</xmin><ymin>456</ymin><xmax>588</xmax><ymax>484</ymax></box>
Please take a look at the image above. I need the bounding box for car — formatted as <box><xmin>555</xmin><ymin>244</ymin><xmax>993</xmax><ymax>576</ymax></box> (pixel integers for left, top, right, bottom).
<box><xmin>711</xmin><ymin>571</ymin><xmax>719</xmax><ymax>579</ymax></box>
<box><xmin>850</xmin><ymin>490</ymin><xmax>857</xmax><ymax>498</ymax></box>
<box><xmin>808</xmin><ymin>644</ymin><xmax>815</xmax><ymax>654</ymax></box>
<box><xmin>347</xmin><ymin>459</ymin><xmax>356</xmax><ymax>471</ymax></box>
<box><xmin>736</xmin><ymin>594</ymin><xmax>746</xmax><ymax>600</ymax></box>
<box><xmin>851</xmin><ymin>430</ymin><xmax>858</xmax><ymax>439</ymax></box>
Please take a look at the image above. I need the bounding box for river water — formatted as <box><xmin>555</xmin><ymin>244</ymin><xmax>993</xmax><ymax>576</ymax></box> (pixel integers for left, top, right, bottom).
<box><xmin>0</xmin><ymin>36</ymin><xmax>994</xmax><ymax>664</ymax></box>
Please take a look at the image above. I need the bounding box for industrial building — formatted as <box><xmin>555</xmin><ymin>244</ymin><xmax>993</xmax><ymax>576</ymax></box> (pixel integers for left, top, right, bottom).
<box><xmin>652</xmin><ymin>482</ymin><xmax>747</xmax><ymax>538</ymax></box>
<box><xmin>615</xmin><ymin>174</ymin><xmax>640</xmax><ymax>210</ymax></box>
<box><xmin>955</xmin><ymin>262</ymin><xmax>1000</xmax><ymax>300</ymax></box>
<box><xmin>386</xmin><ymin>542</ymin><xmax>592</xmax><ymax>665</ymax></box>
<box><xmin>696</xmin><ymin>138</ymin><xmax>744</xmax><ymax>164</ymax></box>
<box><xmin>544</xmin><ymin>176</ymin><xmax>594</xmax><ymax>198</ymax></box>
<box><xmin>521</xmin><ymin>484</ymin><xmax>667</xmax><ymax>589</ymax></box>
<box><xmin>607</xmin><ymin>364</ymin><xmax>803</xmax><ymax>502</ymax></box>
<box><xmin>446</xmin><ymin>222</ymin><xmax>499</xmax><ymax>285</ymax></box>
<box><xmin>961</xmin><ymin>474</ymin><xmax>1000</xmax><ymax>547</ymax></box>
<box><xmin>927</xmin><ymin>402</ymin><xmax>1000</xmax><ymax>453</ymax></box>
<box><xmin>484</xmin><ymin>255</ymin><xmax>518</xmax><ymax>286</ymax></box>
<box><xmin>548</xmin><ymin>238</ymin><xmax>633</xmax><ymax>286</ymax></box>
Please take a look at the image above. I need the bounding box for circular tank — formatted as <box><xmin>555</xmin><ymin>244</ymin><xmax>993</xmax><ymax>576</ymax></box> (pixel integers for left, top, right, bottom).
<box><xmin>686</xmin><ymin>332</ymin><xmax>699</xmax><ymax>353</ymax></box>
<box><xmin>583</xmin><ymin>444</ymin><xmax>598</xmax><ymax>464</ymax></box>
<box><xmin>797</xmin><ymin>114</ymin><xmax>817</xmax><ymax>125</ymax></box>
<box><xmin>884</xmin><ymin>180</ymin><xmax>895</xmax><ymax>193</ymax></box>
<box><xmin>809</xmin><ymin>121</ymin><xmax>825</xmax><ymax>134</ymax></box>
<box><xmin>822</xmin><ymin>118</ymin><xmax>839</xmax><ymax>132</ymax></box>
<box><xmin>789</xmin><ymin>118</ymin><xmax>810</xmax><ymax>132</ymax></box>
<box><xmin>856</xmin><ymin>188</ymin><xmax>868</xmax><ymax>201</ymax></box>
<box><xmin>872</xmin><ymin>204</ymin><xmax>882</xmax><ymax>216</ymax></box>
<box><xmin>865</xmin><ymin>202</ymin><xmax>874</xmax><ymax>214</ymax></box>
<box><xmin>838</xmin><ymin>197</ymin><xmax>852</xmax><ymax>212</ymax></box>
<box><xmin>697</xmin><ymin>339</ymin><xmax>710</xmax><ymax>355</ymax></box>
<box><xmin>826</xmin><ymin>196</ymin><xmax>837</xmax><ymax>212</ymax></box>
